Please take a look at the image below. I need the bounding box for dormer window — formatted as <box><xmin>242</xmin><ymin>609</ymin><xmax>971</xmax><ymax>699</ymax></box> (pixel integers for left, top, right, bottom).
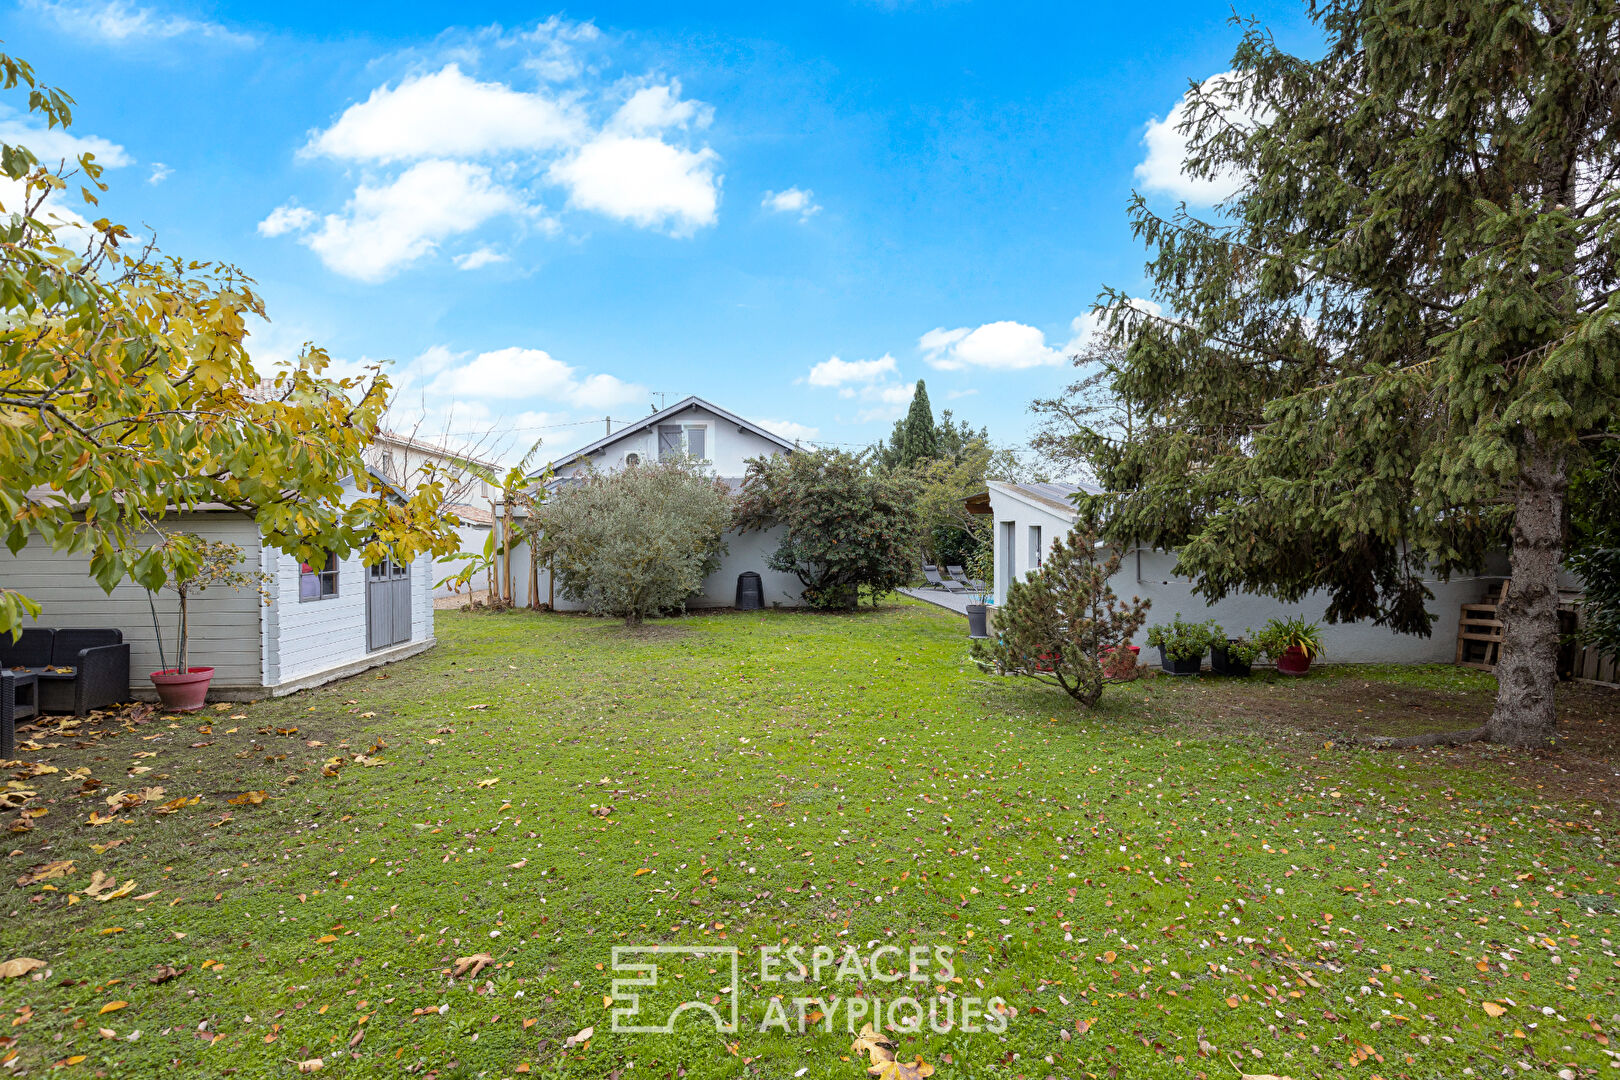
<box><xmin>657</xmin><ymin>424</ymin><xmax>707</xmax><ymax>462</ymax></box>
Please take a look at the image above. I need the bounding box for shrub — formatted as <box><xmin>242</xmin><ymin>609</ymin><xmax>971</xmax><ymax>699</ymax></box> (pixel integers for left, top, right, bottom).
<box><xmin>1213</xmin><ymin>628</ymin><xmax>1264</xmax><ymax>666</ymax></box>
<box><xmin>970</xmin><ymin>527</ymin><xmax>1149</xmax><ymax>706</ymax></box>
<box><xmin>1255</xmin><ymin>616</ymin><xmax>1324</xmax><ymax>661</ymax></box>
<box><xmin>530</xmin><ymin>459</ymin><xmax>733</xmax><ymax>626</ymax></box>
<box><xmin>734</xmin><ymin>448</ymin><xmax>921</xmax><ymax>610</ymax></box>
<box><xmin>1145</xmin><ymin>615</ymin><xmax>1219</xmax><ymax>663</ymax></box>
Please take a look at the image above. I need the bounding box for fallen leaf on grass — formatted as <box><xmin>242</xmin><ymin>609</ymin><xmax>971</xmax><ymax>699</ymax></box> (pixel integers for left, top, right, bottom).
<box><xmin>149</xmin><ymin>964</ymin><xmax>185</xmax><ymax>984</ymax></box>
<box><xmin>452</xmin><ymin>954</ymin><xmax>494</xmax><ymax>979</ymax></box>
<box><xmin>564</xmin><ymin>1026</ymin><xmax>593</xmax><ymax>1048</ymax></box>
<box><xmin>89</xmin><ymin>839</ymin><xmax>126</xmax><ymax>855</ymax></box>
<box><xmin>154</xmin><ymin>795</ymin><xmax>200</xmax><ymax>815</ymax></box>
<box><xmin>16</xmin><ymin>860</ymin><xmax>73</xmax><ymax>886</ymax></box>
<box><xmin>1483</xmin><ymin>1001</ymin><xmax>1507</xmax><ymax>1018</ymax></box>
<box><xmin>0</xmin><ymin>958</ymin><xmax>44</xmax><ymax>979</ymax></box>
<box><xmin>474</xmin><ymin>777</ymin><xmax>499</xmax><ymax>788</ymax></box>
<box><xmin>98</xmin><ymin>1001</ymin><xmax>127</xmax><ymax>1015</ymax></box>
<box><xmin>294</xmin><ymin>1058</ymin><xmax>323</xmax><ymax>1073</ymax></box>
<box><xmin>633</xmin><ymin>867</ymin><xmax>652</xmax><ymax>876</ymax></box>
<box><xmin>226</xmin><ymin>791</ymin><xmax>266</xmax><ymax>806</ymax></box>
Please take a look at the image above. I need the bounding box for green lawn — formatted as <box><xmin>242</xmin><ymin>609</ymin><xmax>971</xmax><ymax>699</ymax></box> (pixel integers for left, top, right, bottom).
<box><xmin>2</xmin><ymin>601</ymin><xmax>1615</xmax><ymax>1079</ymax></box>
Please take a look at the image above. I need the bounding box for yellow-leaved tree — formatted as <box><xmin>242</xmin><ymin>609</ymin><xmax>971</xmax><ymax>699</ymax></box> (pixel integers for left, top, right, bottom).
<box><xmin>0</xmin><ymin>52</ymin><xmax>461</xmax><ymax>634</ymax></box>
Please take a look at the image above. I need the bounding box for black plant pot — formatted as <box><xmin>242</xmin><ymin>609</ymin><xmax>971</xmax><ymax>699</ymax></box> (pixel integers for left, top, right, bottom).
<box><xmin>1158</xmin><ymin>648</ymin><xmax>1203</xmax><ymax>676</ymax></box>
<box><xmin>1210</xmin><ymin>644</ymin><xmax>1252</xmax><ymax>677</ymax></box>
<box><xmin>966</xmin><ymin>603</ymin><xmax>989</xmax><ymax>640</ymax></box>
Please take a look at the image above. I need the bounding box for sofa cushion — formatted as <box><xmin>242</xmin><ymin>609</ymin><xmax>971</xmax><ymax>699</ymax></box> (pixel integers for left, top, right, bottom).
<box><xmin>0</xmin><ymin>628</ymin><xmax>54</xmax><ymax>669</ymax></box>
<box><xmin>51</xmin><ymin>629</ymin><xmax>123</xmax><ymax>665</ymax></box>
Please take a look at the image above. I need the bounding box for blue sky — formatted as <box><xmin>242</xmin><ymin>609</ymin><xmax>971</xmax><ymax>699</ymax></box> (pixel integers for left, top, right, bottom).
<box><xmin>2</xmin><ymin>0</ymin><xmax>1320</xmax><ymax>464</ymax></box>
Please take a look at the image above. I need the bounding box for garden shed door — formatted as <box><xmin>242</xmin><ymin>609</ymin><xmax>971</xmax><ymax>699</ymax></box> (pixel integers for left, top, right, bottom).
<box><xmin>366</xmin><ymin>557</ymin><xmax>412</xmax><ymax>651</ymax></box>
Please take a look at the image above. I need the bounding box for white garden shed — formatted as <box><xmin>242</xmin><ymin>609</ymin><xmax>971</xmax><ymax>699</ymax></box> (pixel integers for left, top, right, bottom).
<box><xmin>0</xmin><ymin>477</ymin><xmax>436</xmax><ymax>702</ymax></box>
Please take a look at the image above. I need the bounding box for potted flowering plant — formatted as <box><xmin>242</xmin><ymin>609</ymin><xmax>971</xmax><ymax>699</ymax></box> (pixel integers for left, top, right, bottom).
<box><xmin>1210</xmin><ymin>628</ymin><xmax>1263</xmax><ymax>676</ymax></box>
<box><xmin>1145</xmin><ymin>615</ymin><xmax>1217</xmax><ymax>675</ymax></box>
<box><xmin>1256</xmin><ymin>616</ymin><xmax>1324</xmax><ymax>675</ymax></box>
<box><xmin>146</xmin><ymin>534</ymin><xmax>270</xmax><ymax>711</ymax></box>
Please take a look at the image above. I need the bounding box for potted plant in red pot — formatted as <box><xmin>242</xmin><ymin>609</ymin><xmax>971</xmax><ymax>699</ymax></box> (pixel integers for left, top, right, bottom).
<box><xmin>1257</xmin><ymin>616</ymin><xmax>1323</xmax><ymax>676</ymax></box>
<box><xmin>145</xmin><ymin>534</ymin><xmax>269</xmax><ymax>712</ymax></box>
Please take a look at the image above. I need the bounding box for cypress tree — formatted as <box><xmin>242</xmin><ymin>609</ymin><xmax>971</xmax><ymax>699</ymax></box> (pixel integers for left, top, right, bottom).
<box><xmin>1087</xmin><ymin>2</ymin><xmax>1620</xmax><ymax>748</ymax></box>
<box><xmin>899</xmin><ymin>380</ymin><xmax>939</xmax><ymax>467</ymax></box>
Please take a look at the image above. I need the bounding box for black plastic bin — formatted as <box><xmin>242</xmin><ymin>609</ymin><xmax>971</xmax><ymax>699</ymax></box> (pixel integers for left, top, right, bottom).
<box><xmin>736</xmin><ymin>572</ymin><xmax>764</xmax><ymax>611</ymax></box>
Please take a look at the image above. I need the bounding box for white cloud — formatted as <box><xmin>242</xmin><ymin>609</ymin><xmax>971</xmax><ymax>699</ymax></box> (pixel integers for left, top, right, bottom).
<box><xmin>0</xmin><ymin>176</ymin><xmax>94</xmax><ymax>233</ymax></box>
<box><xmin>426</xmin><ymin>346</ymin><xmax>645</xmax><ymax>408</ymax></box>
<box><xmin>757</xmin><ymin>418</ymin><xmax>819</xmax><ymax>444</ymax></box>
<box><xmin>454</xmin><ymin>247</ymin><xmax>508</xmax><ymax>270</ymax></box>
<box><xmin>549</xmin><ymin>135</ymin><xmax>720</xmax><ymax>235</ymax></box>
<box><xmin>762</xmin><ymin>187</ymin><xmax>820</xmax><ymax>221</ymax></box>
<box><xmin>516</xmin><ymin>16</ymin><xmax>601</xmax><ymax>82</ymax></box>
<box><xmin>0</xmin><ymin>118</ymin><xmax>132</xmax><ymax>168</ymax></box>
<box><xmin>298</xmin><ymin>160</ymin><xmax>520</xmax><ymax>282</ymax></box>
<box><xmin>609</xmin><ymin>81</ymin><xmax>712</xmax><ymax>135</ymax></box>
<box><xmin>147</xmin><ymin>162</ymin><xmax>171</xmax><ymax>184</ymax></box>
<box><xmin>1062</xmin><ymin>299</ymin><xmax>1165</xmax><ymax>353</ymax></box>
<box><xmin>257</xmin><ymin>203</ymin><xmax>316</xmax><ymax>237</ymax></box>
<box><xmin>306</xmin><ymin>64</ymin><xmax>583</xmax><ymax>164</ymax></box>
<box><xmin>24</xmin><ymin>0</ymin><xmax>254</xmax><ymax>46</ymax></box>
<box><xmin>1135</xmin><ymin>71</ymin><xmax>1266</xmax><ymax>204</ymax></box>
<box><xmin>807</xmin><ymin>354</ymin><xmax>896</xmax><ymax>387</ymax></box>
<box><xmin>920</xmin><ymin>320</ymin><xmax>1066</xmax><ymax>371</ymax></box>
<box><xmin>857</xmin><ymin>383</ymin><xmax>916</xmax><ymax>423</ymax></box>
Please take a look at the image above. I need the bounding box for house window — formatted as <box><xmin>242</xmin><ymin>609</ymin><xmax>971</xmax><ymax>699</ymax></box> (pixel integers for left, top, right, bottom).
<box><xmin>299</xmin><ymin>552</ymin><xmax>339</xmax><ymax>601</ymax></box>
<box><xmin>657</xmin><ymin>424</ymin><xmax>707</xmax><ymax>462</ymax></box>
<box><xmin>379</xmin><ymin>450</ymin><xmax>395</xmax><ymax>480</ymax></box>
<box><xmin>1028</xmin><ymin>525</ymin><xmax>1043</xmax><ymax>569</ymax></box>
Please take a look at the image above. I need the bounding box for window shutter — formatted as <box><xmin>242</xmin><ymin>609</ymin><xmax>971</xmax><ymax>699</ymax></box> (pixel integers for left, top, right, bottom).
<box><xmin>658</xmin><ymin>425</ymin><xmax>682</xmax><ymax>460</ymax></box>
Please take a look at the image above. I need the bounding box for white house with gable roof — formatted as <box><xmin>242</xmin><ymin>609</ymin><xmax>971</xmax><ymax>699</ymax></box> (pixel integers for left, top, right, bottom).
<box><xmin>502</xmin><ymin>396</ymin><xmax>809</xmax><ymax>611</ymax></box>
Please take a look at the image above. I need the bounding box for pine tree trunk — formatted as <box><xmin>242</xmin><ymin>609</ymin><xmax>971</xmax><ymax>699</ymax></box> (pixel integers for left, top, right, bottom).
<box><xmin>1486</xmin><ymin>440</ymin><xmax>1566</xmax><ymax>748</ymax></box>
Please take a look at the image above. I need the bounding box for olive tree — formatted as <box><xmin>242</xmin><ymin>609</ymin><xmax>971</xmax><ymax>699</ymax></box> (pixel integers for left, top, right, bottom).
<box><xmin>529</xmin><ymin>459</ymin><xmax>733</xmax><ymax>626</ymax></box>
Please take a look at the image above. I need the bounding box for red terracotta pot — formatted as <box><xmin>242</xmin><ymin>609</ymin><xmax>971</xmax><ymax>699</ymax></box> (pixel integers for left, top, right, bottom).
<box><xmin>1275</xmin><ymin>646</ymin><xmax>1312</xmax><ymax>676</ymax></box>
<box><xmin>151</xmin><ymin>667</ymin><xmax>214</xmax><ymax>712</ymax></box>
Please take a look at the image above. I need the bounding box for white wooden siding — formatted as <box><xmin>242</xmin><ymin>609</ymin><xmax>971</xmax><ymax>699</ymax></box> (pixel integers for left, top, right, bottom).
<box><xmin>264</xmin><ymin>546</ymin><xmax>435</xmax><ymax>687</ymax></box>
<box><xmin>0</xmin><ymin>513</ymin><xmax>265</xmax><ymax>693</ymax></box>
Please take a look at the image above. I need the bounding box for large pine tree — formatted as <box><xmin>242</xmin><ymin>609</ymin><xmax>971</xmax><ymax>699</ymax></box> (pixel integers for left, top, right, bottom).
<box><xmin>1088</xmin><ymin>1</ymin><xmax>1620</xmax><ymax>747</ymax></box>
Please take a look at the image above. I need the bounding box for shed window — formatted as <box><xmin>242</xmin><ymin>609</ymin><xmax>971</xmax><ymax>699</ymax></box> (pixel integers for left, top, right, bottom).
<box><xmin>299</xmin><ymin>552</ymin><xmax>339</xmax><ymax>601</ymax></box>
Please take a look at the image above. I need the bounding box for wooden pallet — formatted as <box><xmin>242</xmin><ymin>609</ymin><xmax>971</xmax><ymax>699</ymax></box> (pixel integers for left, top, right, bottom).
<box><xmin>1455</xmin><ymin>581</ymin><xmax>1507</xmax><ymax>669</ymax></box>
<box><xmin>1455</xmin><ymin>581</ymin><xmax>1616</xmax><ymax>682</ymax></box>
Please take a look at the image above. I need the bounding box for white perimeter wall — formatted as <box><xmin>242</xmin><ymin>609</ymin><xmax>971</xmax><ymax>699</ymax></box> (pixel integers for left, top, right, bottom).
<box><xmin>985</xmin><ymin>485</ymin><xmax>1511</xmax><ymax>664</ymax></box>
<box><xmin>507</xmin><ymin>524</ymin><xmax>805</xmax><ymax>612</ymax></box>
